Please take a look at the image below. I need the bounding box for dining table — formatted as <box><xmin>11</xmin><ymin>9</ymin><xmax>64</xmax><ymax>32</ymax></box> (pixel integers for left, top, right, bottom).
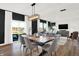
<box><xmin>22</xmin><ymin>34</ymin><xmax>68</xmax><ymax>56</ymax></box>
<box><xmin>28</xmin><ymin>35</ymin><xmax>55</xmax><ymax>56</ymax></box>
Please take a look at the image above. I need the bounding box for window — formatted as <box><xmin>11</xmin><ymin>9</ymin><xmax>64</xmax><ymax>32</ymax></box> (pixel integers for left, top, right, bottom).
<box><xmin>39</xmin><ymin>19</ymin><xmax>47</xmax><ymax>32</ymax></box>
<box><xmin>12</xmin><ymin>12</ymin><xmax>25</xmax><ymax>21</ymax></box>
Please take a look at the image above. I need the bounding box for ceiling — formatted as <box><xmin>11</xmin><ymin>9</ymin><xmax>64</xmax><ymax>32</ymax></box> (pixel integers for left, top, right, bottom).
<box><xmin>0</xmin><ymin>3</ymin><xmax>79</xmax><ymax>22</ymax></box>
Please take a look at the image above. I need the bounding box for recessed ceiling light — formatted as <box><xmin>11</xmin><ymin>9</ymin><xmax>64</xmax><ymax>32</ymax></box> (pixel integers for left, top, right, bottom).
<box><xmin>60</xmin><ymin>9</ymin><xmax>66</xmax><ymax>12</ymax></box>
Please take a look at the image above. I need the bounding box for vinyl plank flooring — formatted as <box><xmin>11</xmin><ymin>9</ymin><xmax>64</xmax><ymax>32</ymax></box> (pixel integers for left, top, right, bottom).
<box><xmin>0</xmin><ymin>40</ymin><xmax>79</xmax><ymax>56</ymax></box>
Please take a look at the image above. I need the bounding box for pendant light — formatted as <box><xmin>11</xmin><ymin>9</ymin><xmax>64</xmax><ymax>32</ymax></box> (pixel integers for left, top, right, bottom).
<box><xmin>29</xmin><ymin>3</ymin><xmax>39</xmax><ymax>20</ymax></box>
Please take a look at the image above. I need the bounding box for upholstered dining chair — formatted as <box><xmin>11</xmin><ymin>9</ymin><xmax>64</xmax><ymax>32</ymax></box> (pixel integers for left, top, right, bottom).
<box><xmin>42</xmin><ymin>35</ymin><xmax>60</xmax><ymax>56</ymax></box>
<box><xmin>19</xmin><ymin>34</ymin><xmax>27</xmax><ymax>55</ymax></box>
<box><xmin>24</xmin><ymin>37</ymin><xmax>39</xmax><ymax>56</ymax></box>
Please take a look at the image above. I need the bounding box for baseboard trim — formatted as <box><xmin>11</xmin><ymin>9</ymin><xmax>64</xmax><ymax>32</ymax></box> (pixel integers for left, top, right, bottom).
<box><xmin>0</xmin><ymin>43</ymin><xmax>13</xmax><ymax>47</ymax></box>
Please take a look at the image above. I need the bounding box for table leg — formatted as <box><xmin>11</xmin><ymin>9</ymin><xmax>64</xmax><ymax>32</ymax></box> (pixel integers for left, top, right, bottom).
<box><xmin>39</xmin><ymin>49</ymin><xmax>47</xmax><ymax>56</ymax></box>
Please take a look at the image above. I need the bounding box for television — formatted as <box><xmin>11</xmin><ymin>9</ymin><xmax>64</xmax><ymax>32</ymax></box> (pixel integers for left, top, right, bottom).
<box><xmin>58</xmin><ymin>24</ymin><xmax>68</xmax><ymax>29</ymax></box>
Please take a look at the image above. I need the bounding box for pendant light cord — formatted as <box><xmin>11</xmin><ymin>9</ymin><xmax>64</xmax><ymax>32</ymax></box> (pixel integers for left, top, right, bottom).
<box><xmin>31</xmin><ymin>3</ymin><xmax>36</xmax><ymax>15</ymax></box>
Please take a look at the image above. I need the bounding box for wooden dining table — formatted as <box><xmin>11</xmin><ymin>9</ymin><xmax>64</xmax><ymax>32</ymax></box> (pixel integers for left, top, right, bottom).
<box><xmin>21</xmin><ymin>35</ymin><xmax>55</xmax><ymax>55</ymax></box>
<box><xmin>28</xmin><ymin>36</ymin><xmax>55</xmax><ymax>42</ymax></box>
<box><xmin>27</xmin><ymin>35</ymin><xmax>55</xmax><ymax>56</ymax></box>
<box><xmin>22</xmin><ymin>35</ymin><xmax>69</xmax><ymax>56</ymax></box>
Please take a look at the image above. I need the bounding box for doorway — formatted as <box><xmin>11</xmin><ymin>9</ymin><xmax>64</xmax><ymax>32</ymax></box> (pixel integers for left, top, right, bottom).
<box><xmin>11</xmin><ymin>20</ymin><xmax>26</xmax><ymax>42</ymax></box>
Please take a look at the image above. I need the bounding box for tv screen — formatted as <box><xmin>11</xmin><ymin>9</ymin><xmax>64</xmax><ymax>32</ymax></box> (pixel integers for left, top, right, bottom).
<box><xmin>58</xmin><ymin>24</ymin><xmax>68</xmax><ymax>29</ymax></box>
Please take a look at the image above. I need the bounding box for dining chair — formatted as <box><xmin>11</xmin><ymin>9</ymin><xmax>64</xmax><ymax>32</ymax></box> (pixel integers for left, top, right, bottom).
<box><xmin>24</xmin><ymin>37</ymin><xmax>39</xmax><ymax>56</ymax></box>
<box><xmin>19</xmin><ymin>34</ymin><xmax>27</xmax><ymax>55</ymax></box>
<box><xmin>70</xmin><ymin>31</ymin><xmax>78</xmax><ymax>40</ymax></box>
<box><xmin>42</xmin><ymin>35</ymin><xmax>60</xmax><ymax>56</ymax></box>
<box><xmin>56</xmin><ymin>39</ymin><xmax>72</xmax><ymax>56</ymax></box>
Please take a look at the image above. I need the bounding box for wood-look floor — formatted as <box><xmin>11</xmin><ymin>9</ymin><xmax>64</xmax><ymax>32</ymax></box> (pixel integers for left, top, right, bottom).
<box><xmin>0</xmin><ymin>41</ymin><xmax>42</xmax><ymax>56</ymax></box>
<box><xmin>0</xmin><ymin>40</ymin><xmax>79</xmax><ymax>56</ymax></box>
<box><xmin>55</xmin><ymin>39</ymin><xmax>79</xmax><ymax>56</ymax></box>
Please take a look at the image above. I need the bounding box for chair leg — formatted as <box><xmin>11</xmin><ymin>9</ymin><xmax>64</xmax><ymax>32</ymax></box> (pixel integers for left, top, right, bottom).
<box><xmin>47</xmin><ymin>52</ymin><xmax>52</xmax><ymax>56</ymax></box>
<box><xmin>35</xmin><ymin>47</ymin><xmax>39</xmax><ymax>53</ymax></box>
<box><xmin>37</xmin><ymin>47</ymin><xmax>39</xmax><ymax>53</ymax></box>
<box><xmin>52</xmin><ymin>51</ymin><xmax>56</xmax><ymax>56</ymax></box>
<box><xmin>20</xmin><ymin>45</ymin><xmax>23</xmax><ymax>56</ymax></box>
<box><xmin>55</xmin><ymin>52</ymin><xmax>56</xmax><ymax>56</ymax></box>
<box><xmin>30</xmin><ymin>49</ymin><xmax>32</xmax><ymax>56</ymax></box>
<box><xmin>25</xmin><ymin>48</ymin><xmax>28</xmax><ymax>56</ymax></box>
<box><xmin>23</xmin><ymin>47</ymin><xmax>25</xmax><ymax>52</ymax></box>
<box><xmin>22</xmin><ymin>46</ymin><xmax>25</xmax><ymax>56</ymax></box>
<box><xmin>20</xmin><ymin>44</ymin><xmax>22</xmax><ymax>51</ymax></box>
<box><xmin>25</xmin><ymin>48</ymin><xmax>28</xmax><ymax>53</ymax></box>
<box><xmin>27</xmin><ymin>49</ymin><xmax>32</xmax><ymax>56</ymax></box>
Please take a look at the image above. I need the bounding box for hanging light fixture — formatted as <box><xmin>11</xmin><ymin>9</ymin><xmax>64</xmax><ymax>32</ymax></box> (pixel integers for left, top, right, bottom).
<box><xmin>29</xmin><ymin>3</ymin><xmax>39</xmax><ymax>20</ymax></box>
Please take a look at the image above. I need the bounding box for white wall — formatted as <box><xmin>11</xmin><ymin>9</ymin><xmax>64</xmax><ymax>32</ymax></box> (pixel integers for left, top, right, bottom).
<box><xmin>27</xmin><ymin>19</ymin><xmax>32</xmax><ymax>35</ymax></box>
<box><xmin>0</xmin><ymin>11</ymin><xmax>28</xmax><ymax>46</ymax></box>
<box><xmin>52</xmin><ymin>13</ymin><xmax>79</xmax><ymax>33</ymax></box>
<box><xmin>0</xmin><ymin>11</ymin><xmax>12</xmax><ymax>46</ymax></box>
<box><xmin>25</xmin><ymin>16</ymin><xmax>29</xmax><ymax>34</ymax></box>
<box><xmin>5</xmin><ymin>11</ymin><xmax>13</xmax><ymax>44</ymax></box>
